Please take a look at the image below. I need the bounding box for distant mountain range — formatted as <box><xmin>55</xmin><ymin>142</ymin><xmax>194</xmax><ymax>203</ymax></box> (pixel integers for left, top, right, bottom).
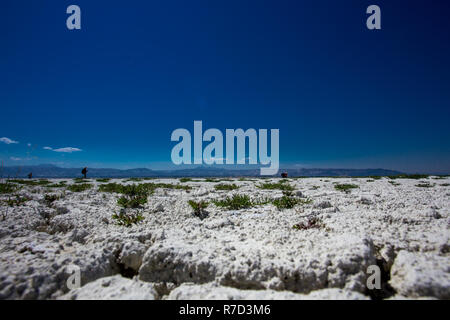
<box><xmin>0</xmin><ymin>164</ymin><xmax>405</xmax><ymax>178</ymax></box>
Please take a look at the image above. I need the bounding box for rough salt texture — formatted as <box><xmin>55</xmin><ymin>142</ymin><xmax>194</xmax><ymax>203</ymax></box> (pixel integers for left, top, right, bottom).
<box><xmin>0</xmin><ymin>177</ymin><xmax>449</xmax><ymax>299</ymax></box>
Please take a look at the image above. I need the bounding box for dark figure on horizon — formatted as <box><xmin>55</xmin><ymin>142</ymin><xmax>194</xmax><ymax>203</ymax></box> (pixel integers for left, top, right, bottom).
<box><xmin>281</xmin><ymin>172</ymin><xmax>288</xmax><ymax>178</ymax></box>
<box><xmin>27</xmin><ymin>173</ymin><xmax>32</xmax><ymax>179</ymax></box>
<box><xmin>81</xmin><ymin>167</ymin><xmax>88</xmax><ymax>179</ymax></box>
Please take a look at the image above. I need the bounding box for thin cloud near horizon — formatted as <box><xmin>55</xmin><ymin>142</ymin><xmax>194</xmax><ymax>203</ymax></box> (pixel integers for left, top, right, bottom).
<box><xmin>0</xmin><ymin>137</ymin><xmax>19</xmax><ymax>144</ymax></box>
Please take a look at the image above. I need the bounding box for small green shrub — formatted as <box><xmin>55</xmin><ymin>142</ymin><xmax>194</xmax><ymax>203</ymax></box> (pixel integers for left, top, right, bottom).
<box><xmin>388</xmin><ymin>174</ymin><xmax>429</xmax><ymax>180</ymax></box>
<box><xmin>188</xmin><ymin>200</ymin><xmax>209</xmax><ymax>219</ymax></box>
<box><xmin>4</xmin><ymin>195</ymin><xmax>30</xmax><ymax>207</ymax></box>
<box><xmin>214</xmin><ymin>183</ymin><xmax>239</xmax><ymax>191</ymax></box>
<box><xmin>293</xmin><ymin>217</ymin><xmax>324</xmax><ymax>230</ymax></box>
<box><xmin>112</xmin><ymin>210</ymin><xmax>144</xmax><ymax>227</ymax></box>
<box><xmin>272</xmin><ymin>191</ymin><xmax>312</xmax><ymax>210</ymax></box>
<box><xmin>44</xmin><ymin>194</ymin><xmax>60</xmax><ymax>206</ymax></box>
<box><xmin>67</xmin><ymin>183</ymin><xmax>92</xmax><ymax>192</ymax></box>
<box><xmin>213</xmin><ymin>194</ymin><xmax>253</xmax><ymax>210</ymax></box>
<box><xmin>0</xmin><ymin>183</ymin><xmax>19</xmax><ymax>194</ymax></box>
<box><xmin>415</xmin><ymin>183</ymin><xmax>434</xmax><ymax>188</ymax></box>
<box><xmin>96</xmin><ymin>178</ymin><xmax>110</xmax><ymax>183</ymax></box>
<box><xmin>334</xmin><ymin>184</ymin><xmax>359</xmax><ymax>192</ymax></box>
<box><xmin>257</xmin><ymin>181</ymin><xmax>295</xmax><ymax>191</ymax></box>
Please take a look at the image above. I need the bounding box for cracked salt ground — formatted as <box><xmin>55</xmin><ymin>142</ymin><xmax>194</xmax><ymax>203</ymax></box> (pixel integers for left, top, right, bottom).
<box><xmin>0</xmin><ymin>177</ymin><xmax>449</xmax><ymax>299</ymax></box>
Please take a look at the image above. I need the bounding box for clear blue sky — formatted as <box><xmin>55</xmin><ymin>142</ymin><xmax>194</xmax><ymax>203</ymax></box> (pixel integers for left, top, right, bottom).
<box><xmin>1</xmin><ymin>0</ymin><xmax>449</xmax><ymax>173</ymax></box>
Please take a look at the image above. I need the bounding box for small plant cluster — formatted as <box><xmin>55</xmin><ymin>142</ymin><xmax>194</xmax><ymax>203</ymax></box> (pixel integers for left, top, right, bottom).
<box><xmin>272</xmin><ymin>190</ymin><xmax>311</xmax><ymax>210</ymax></box>
<box><xmin>3</xmin><ymin>195</ymin><xmax>31</xmax><ymax>207</ymax></box>
<box><xmin>212</xmin><ymin>194</ymin><xmax>253</xmax><ymax>210</ymax></box>
<box><xmin>257</xmin><ymin>180</ymin><xmax>295</xmax><ymax>191</ymax></box>
<box><xmin>96</xmin><ymin>178</ymin><xmax>111</xmax><ymax>183</ymax></box>
<box><xmin>293</xmin><ymin>217</ymin><xmax>324</xmax><ymax>230</ymax></box>
<box><xmin>112</xmin><ymin>210</ymin><xmax>144</xmax><ymax>227</ymax></box>
<box><xmin>67</xmin><ymin>183</ymin><xmax>92</xmax><ymax>192</ymax></box>
<box><xmin>388</xmin><ymin>181</ymin><xmax>400</xmax><ymax>186</ymax></box>
<box><xmin>46</xmin><ymin>181</ymin><xmax>67</xmax><ymax>188</ymax></box>
<box><xmin>44</xmin><ymin>194</ymin><xmax>61</xmax><ymax>206</ymax></box>
<box><xmin>117</xmin><ymin>184</ymin><xmax>149</xmax><ymax>208</ymax></box>
<box><xmin>204</xmin><ymin>178</ymin><xmax>233</xmax><ymax>183</ymax></box>
<box><xmin>388</xmin><ymin>174</ymin><xmax>429</xmax><ymax>180</ymax></box>
<box><xmin>415</xmin><ymin>183</ymin><xmax>434</xmax><ymax>188</ymax></box>
<box><xmin>8</xmin><ymin>179</ymin><xmax>51</xmax><ymax>186</ymax></box>
<box><xmin>188</xmin><ymin>200</ymin><xmax>209</xmax><ymax>219</ymax></box>
<box><xmin>214</xmin><ymin>183</ymin><xmax>239</xmax><ymax>191</ymax></box>
<box><xmin>334</xmin><ymin>184</ymin><xmax>359</xmax><ymax>192</ymax></box>
<box><xmin>99</xmin><ymin>182</ymin><xmax>191</xmax><ymax>194</ymax></box>
<box><xmin>0</xmin><ymin>182</ymin><xmax>19</xmax><ymax>194</ymax></box>
<box><xmin>73</xmin><ymin>178</ymin><xmax>89</xmax><ymax>184</ymax></box>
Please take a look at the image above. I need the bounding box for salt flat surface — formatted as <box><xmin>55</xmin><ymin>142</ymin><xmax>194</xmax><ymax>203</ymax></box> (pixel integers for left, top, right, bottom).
<box><xmin>0</xmin><ymin>177</ymin><xmax>448</xmax><ymax>300</ymax></box>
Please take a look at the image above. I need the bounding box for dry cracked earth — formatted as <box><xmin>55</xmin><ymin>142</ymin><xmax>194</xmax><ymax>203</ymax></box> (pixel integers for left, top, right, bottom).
<box><xmin>0</xmin><ymin>177</ymin><xmax>449</xmax><ymax>300</ymax></box>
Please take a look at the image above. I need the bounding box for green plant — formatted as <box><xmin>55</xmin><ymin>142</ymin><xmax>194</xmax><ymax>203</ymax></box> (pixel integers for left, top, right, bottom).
<box><xmin>293</xmin><ymin>217</ymin><xmax>324</xmax><ymax>230</ymax></box>
<box><xmin>257</xmin><ymin>181</ymin><xmax>295</xmax><ymax>191</ymax></box>
<box><xmin>272</xmin><ymin>190</ymin><xmax>312</xmax><ymax>210</ymax></box>
<box><xmin>334</xmin><ymin>184</ymin><xmax>359</xmax><ymax>192</ymax></box>
<box><xmin>388</xmin><ymin>174</ymin><xmax>429</xmax><ymax>180</ymax></box>
<box><xmin>67</xmin><ymin>183</ymin><xmax>92</xmax><ymax>192</ymax></box>
<box><xmin>369</xmin><ymin>176</ymin><xmax>382</xmax><ymax>180</ymax></box>
<box><xmin>46</xmin><ymin>181</ymin><xmax>67</xmax><ymax>188</ymax></box>
<box><xmin>96</xmin><ymin>178</ymin><xmax>111</xmax><ymax>183</ymax></box>
<box><xmin>112</xmin><ymin>210</ymin><xmax>144</xmax><ymax>227</ymax></box>
<box><xmin>8</xmin><ymin>179</ymin><xmax>50</xmax><ymax>186</ymax></box>
<box><xmin>415</xmin><ymin>183</ymin><xmax>434</xmax><ymax>188</ymax></box>
<box><xmin>0</xmin><ymin>182</ymin><xmax>19</xmax><ymax>194</ymax></box>
<box><xmin>214</xmin><ymin>183</ymin><xmax>239</xmax><ymax>191</ymax></box>
<box><xmin>213</xmin><ymin>194</ymin><xmax>253</xmax><ymax>210</ymax></box>
<box><xmin>188</xmin><ymin>200</ymin><xmax>209</xmax><ymax>219</ymax></box>
<box><xmin>44</xmin><ymin>194</ymin><xmax>60</xmax><ymax>206</ymax></box>
<box><xmin>4</xmin><ymin>195</ymin><xmax>30</xmax><ymax>207</ymax></box>
<box><xmin>388</xmin><ymin>181</ymin><xmax>400</xmax><ymax>186</ymax></box>
<box><xmin>179</xmin><ymin>178</ymin><xmax>192</xmax><ymax>183</ymax></box>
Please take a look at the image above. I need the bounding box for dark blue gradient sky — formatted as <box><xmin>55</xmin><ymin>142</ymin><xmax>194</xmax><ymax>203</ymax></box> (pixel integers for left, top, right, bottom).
<box><xmin>1</xmin><ymin>0</ymin><xmax>449</xmax><ymax>173</ymax></box>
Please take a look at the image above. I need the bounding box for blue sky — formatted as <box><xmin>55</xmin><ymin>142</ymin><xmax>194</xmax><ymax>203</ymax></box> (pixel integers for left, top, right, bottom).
<box><xmin>1</xmin><ymin>0</ymin><xmax>449</xmax><ymax>173</ymax></box>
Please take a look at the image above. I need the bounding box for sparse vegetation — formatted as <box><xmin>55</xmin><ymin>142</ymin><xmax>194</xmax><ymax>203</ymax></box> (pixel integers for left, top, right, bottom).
<box><xmin>214</xmin><ymin>183</ymin><xmax>239</xmax><ymax>191</ymax></box>
<box><xmin>334</xmin><ymin>184</ymin><xmax>359</xmax><ymax>192</ymax></box>
<box><xmin>272</xmin><ymin>190</ymin><xmax>312</xmax><ymax>210</ymax></box>
<box><xmin>388</xmin><ymin>174</ymin><xmax>429</xmax><ymax>180</ymax></box>
<box><xmin>188</xmin><ymin>200</ymin><xmax>209</xmax><ymax>219</ymax></box>
<box><xmin>44</xmin><ymin>194</ymin><xmax>60</xmax><ymax>206</ymax></box>
<box><xmin>389</xmin><ymin>181</ymin><xmax>401</xmax><ymax>186</ymax></box>
<box><xmin>3</xmin><ymin>195</ymin><xmax>30</xmax><ymax>207</ymax></box>
<box><xmin>293</xmin><ymin>217</ymin><xmax>325</xmax><ymax>230</ymax></box>
<box><xmin>99</xmin><ymin>182</ymin><xmax>191</xmax><ymax>194</ymax></box>
<box><xmin>257</xmin><ymin>181</ymin><xmax>295</xmax><ymax>191</ymax></box>
<box><xmin>213</xmin><ymin>194</ymin><xmax>253</xmax><ymax>210</ymax></box>
<box><xmin>8</xmin><ymin>179</ymin><xmax>50</xmax><ymax>186</ymax></box>
<box><xmin>45</xmin><ymin>181</ymin><xmax>67</xmax><ymax>188</ymax></box>
<box><xmin>117</xmin><ymin>184</ymin><xmax>149</xmax><ymax>208</ymax></box>
<box><xmin>0</xmin><ymin>182</ymin><xmax>19</xmax><ymax>194</ymax></box>
<box><xmin>96</xmin><ymin>178</ymin><xmax>111</xmax><ymax>183</ymax></box>
<box><xmin>415</xmin><ymin>183</ymin><xmax>434</xmax><ymax>188</ymax></box>
<box><xmin>112</xmin><ymin>210</ymin><xmax>144</xmax><ymax>227</ymax></box>
<box><xmin>67</xmin><ymin>183</ymin><xmax>92</xmax><ymax>192</ymax></box>
<box><xmin>369</xmin><ymin>176</ymin><xmax>382</xmax><ymax>180</ymax></box>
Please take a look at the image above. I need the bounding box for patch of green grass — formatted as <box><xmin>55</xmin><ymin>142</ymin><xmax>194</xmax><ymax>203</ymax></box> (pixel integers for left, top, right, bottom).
<box><xmin>334</xmin><ymin>184</ymin><xmax>359</xmax><ymax>192</ymax></box>
<box><xmin>67</xmin><ymin>183</ymin><xmax>92</xmax><ymax>192</ymax></box>
<box><xmin>96</xmin><ymin>178</ymin><xmax>111</xmax><ymax>183</ymax></box>
<box><xmin>415</xmin><ymin>183</ymin><xmax>434</xmax><ymax>188</ymax></box>
<box><xmin>0</xmin><ymin>182</ymin><xmax>19</xmax><ymax>194</ymax></box>
<box><xmin>440</xmin><ymin>183</ymin><xmax>450</xmax><ymax>187</ymax></box>
<box><xmin>257</xmin><ymin>181</ymin><xmax>295</xmax><ymax>191</ymax></box>
<box><xmin>272</xmin><ymin>190</ymin><xmax>312</xmax><ymax>210</ymax></box>
<box><xmin>45</xmin><ymin>181</ymin><xmax>67</xmax><ymax>188</ymax></box>
<box><xmin>214</xmin><ymin>183</ymin><xmax>239</xmax><ymax>191</ymax></box>
<box><xmin>99</xmin><ymin>182</ymin><xmax>190</xmax><ymax>194</ymax></box>
<box><xmin>116</xmin><ymin>184</ymin><xmax>149</xmax><ymax>208</ymax></box>
<box><xmin>366</xmin><ymin>180</ymin><xmax>375</xmax><ymax>182</ymax></box>
<box><xmin>125</xmin><ymin>178</ymin><xmax>143</xmax><ymax>182</ymax></box>
<box><xmin>204</xmin><ymin>178</ymin><xmax>233</xmax><ymax>183</ymax></box>
<box><xmin>3</xmin><ymin>195</ymin><xmax>30</xmax><ymax>207</ymax></box>
<box><xmin>213</xmin><ymin>194</ymin><xmax>253</xmax><ymax>210</ymax></box>
<box><xmin>310</xmin><ymin>185</ymin><xmax>320</xmax><ymax>190</ymax></box>
<box><xmin>369</xmin><ymin>176</ymin><xmax>382</xmax><ymax>180</ymax></box>
<box><xmin>73</xmin><ymin>178</ymin><xmax>89</xmax><ymax>183</ymax></box>
<box><xmin>388</xmin><ymin>181</ymin><xmax>401</xmax><ymax>186</ymax></box>
<box><xmin>179</xmin><ymin>178</ymin><xmax>192</xmax><ymax>183</ymax></box>
<box><xmin>9</xmin><ymin>179</ymin><xmax>51</xmax><ymax>186</ymax></box>
<box><xmin>388</xmin><ymin>174</ymin><xmax>429</xmax><ymax>180</ymax></box>
<box><xmin>188</xmin><ymin>200</ymin><xmax>209</xmax><ymax>218</ymax></box>
<box><xmin>112</xmin><ymin>211</ymin><xmax>144</xmax><ymax>227</ymax></box>
<box><xmin>44</xmin><ymin>194</ymin><xmax>60</xmax><ymax>206</ymax></box>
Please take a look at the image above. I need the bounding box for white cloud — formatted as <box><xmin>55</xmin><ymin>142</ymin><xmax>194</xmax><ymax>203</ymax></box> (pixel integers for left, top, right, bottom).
<box><xmin>0</xmin><ymin>137</ymin><xmax>19</xmax><ymax>144</ymax></box>
<box><xmin>10</xmin><ymin>157</ymin><xmax>22</xmax><ymax>161</ymax></box>
<box><xmin>52</xmin><ymin>147</ymin><xmax>82</xmax><ymax>153</ymax></box>
<box><xmin>43</xmin><ymin>146</ymin><xmax>53</xmax><ymax>150</ymax></box>
<box><xmin>27</xmin><ymin>143</ymin><xmax>31</xmax><ymax>147</ymax></box>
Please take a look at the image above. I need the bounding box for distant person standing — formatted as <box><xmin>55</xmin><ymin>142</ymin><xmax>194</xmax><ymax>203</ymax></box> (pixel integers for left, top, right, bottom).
<box><xmin>81</xmin><ymin>167</ymin><xmax>88</xmax><ymax>179</ymax></box>
<box><xmin>27</xmin><ymin>172</ymin><xmax>32</xmax><ymax>179</ymax></box>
